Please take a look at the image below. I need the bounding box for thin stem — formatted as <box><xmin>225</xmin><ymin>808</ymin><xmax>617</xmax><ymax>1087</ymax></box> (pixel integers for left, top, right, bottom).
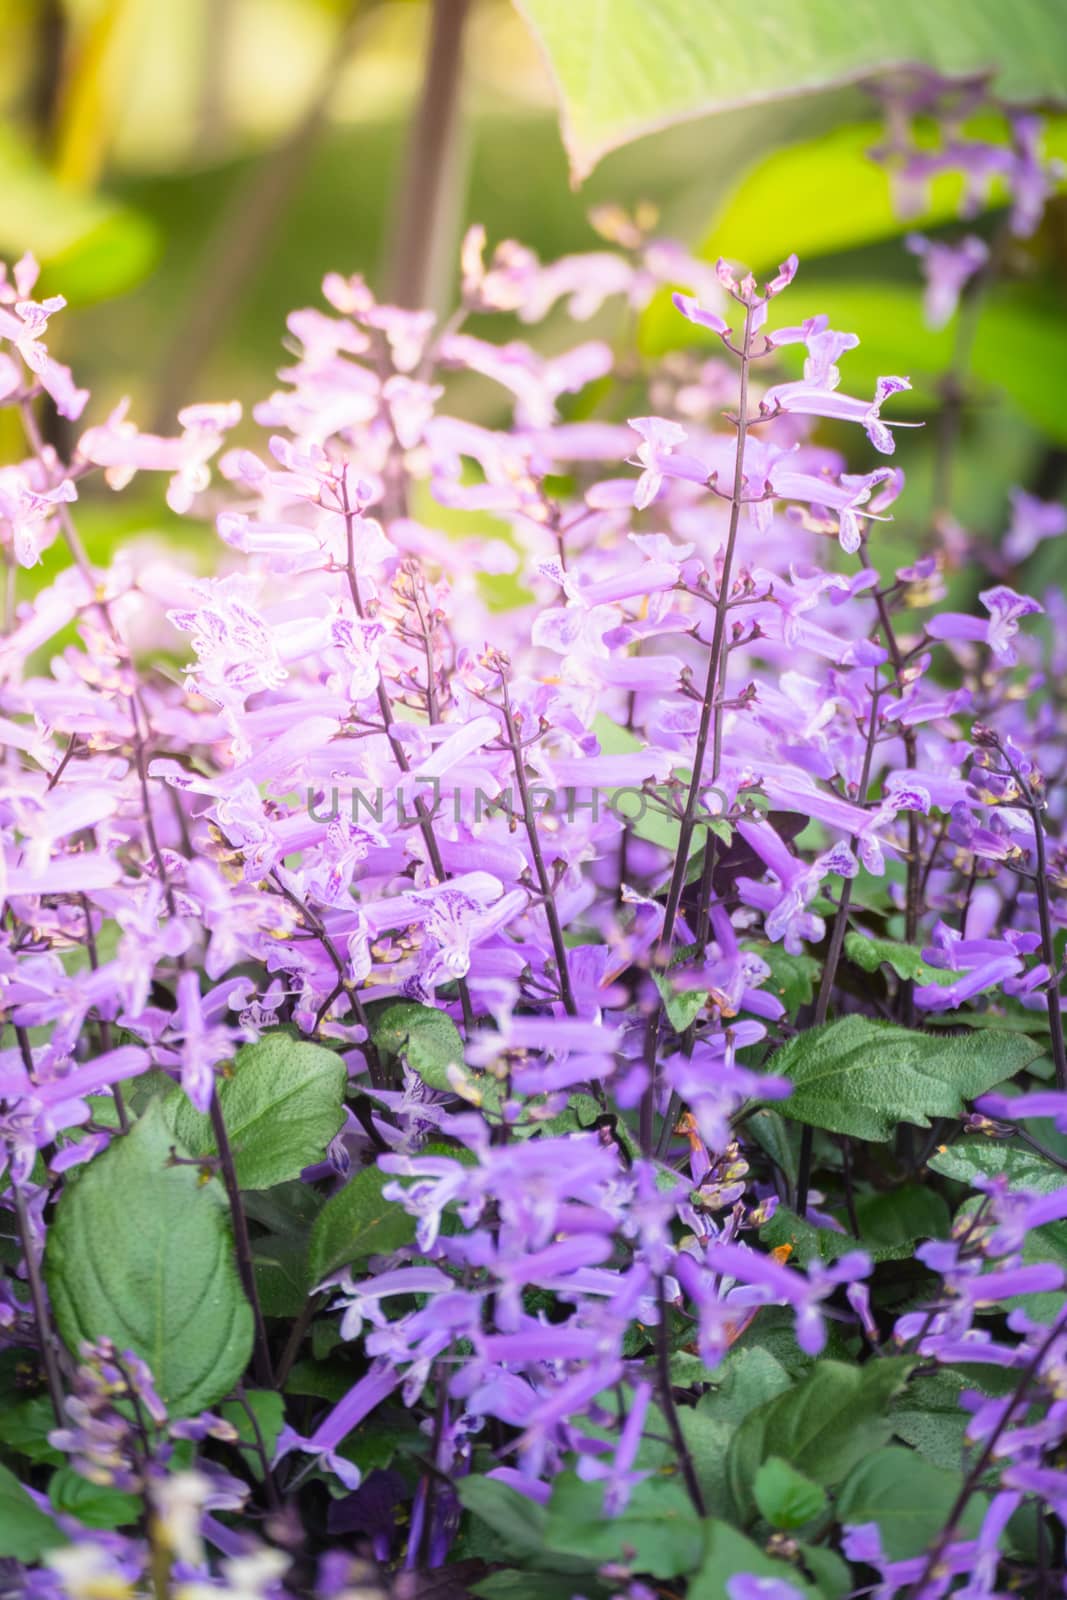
<box><xmin>497</xmin><ymin>677</ymin><xmax>577</xmax><ymax>1017</ymax></box>
<box><xmin>997</xmin><ymin>745</ymin><xmax>1067</xmax><ymax>1092</ymax></box>
<box><xmin>906</xmin><ymin>1307</ymin><xmax>1067</xmax><ymax>1599</ymax></box>
<box><xmin>341</xmin><ymin>488</ymin><xmax>474</xmax><ymax>1031</ymax></box>
<box><xmin>640</xmin><ymin>301</ymin><xmax>756</xmax><ymax>1156</ymax></box>
<box><xmin>417</xmin><ymin>1362</ymin><xmax>451</xmax><ymax>1568</ymax></box>
<box><xmin>797</xmin><ymin>681</ymin><xmax>883</xmax><ymax>1217</ymax></box>
<box><xmin>655</xmin><ymin>1278</ymin><xmax>705</xmax><ymax>1517</ymax></box>
<box><xmin>233</xmin><ymin>1384</ymin><xmax>282</xmax><ymax>1513</ymax></box>
<box><xmin>274</xmin><ymin>1292</ymin><xmax>323</xmax><ymax>1391</ymax></box>
<box><xmin>867</xmin><ymin>562</ymin><xmax>920</xmax><ymax>1024</ymax></box>
<box><xmin>208</xmin><ymin>1092</ymin><xmax>273</xmax><ymax>1389</ymax></box>
<box><xmin>12</xmin><ymin>1180</ymin><xmax>65</xmax><ymax>1424</ymax></box>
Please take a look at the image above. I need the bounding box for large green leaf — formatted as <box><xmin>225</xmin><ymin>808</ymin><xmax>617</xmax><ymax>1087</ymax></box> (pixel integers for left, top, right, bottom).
<box><xmin>928</xmin><ymin>1138</ymin><xmax>1063</xmax><ymax>1194</ymax></box>
<box><xmin>48</xmin><ymin>1467</ymin><xmax>140</xmax><ymax>1532</ymax></box>
<box><xmin>369</xmin><ymin>1001</ymin><xmax>465</xmax><ymax>1090</ymax></box>
<box><xmin>543</xmin><ymin>1473</ymin><xmax>704</xmax><ymax>1579</ymax></box>
<box><xmin>683</xmin><ymin>114</ymin><xmax>1067</xmax><ymax>273</ymax></box>
<box><xmin>169</xmin><ymin>1033</ymin><xmax>347</xmax><ymax>1191</ymax></box>
<box><xmin>515</xmin><ymin>0</ymin><xmax>1067</xmax><ymax>181</ymax></box>
<box><xmin>762</xmin><ymin>1184</ymin><xmax>949</xmax><ymax>1265</ymax></box>
<box><xmin>45</xmin><ymin>1102</ymin><xmax>254</xmax><ymax>1416</ymax></box>
<box><xmin>891</xmin><ymin>1370</ymin><xmax>972</xmax><ymax>1471</ymax></box>
<box><xmin>0</xmin><ymin>128</ymin><xmax>157</xmax><ymax>305</ymax></box>
<box><xmin>753</xmin><ymin>1456</ymin><xmax>828</xmax><ymax>1530</ymax></box>
<box><xmin>768</xmin><ymin>1016</ymin><xmax>1041</xmax><ymax>1141</ymax></box>
<box><xmin>0</xmin><ymin>1459</ymin><xmax>64</xmax><ymax>1560</ymax></box>
<box><xmin>726</xmin><ymin>1357</ymin><xmax>914</xmax><ymax>1524</ymax></box>
<box><xmin>458</xmin><ymin>1475</ymin><xmax>597</xmax><ymax>1578</ymax></box>
<box><xmin>689</xmin><ymin>1519</ymin><xmax>818</xmax><ymax>1600</ymax></box>
<box><xmin>837</xmin><ymin>1446</ymin><xmax>983</xmax><ymax>1558</ymax></box>
<box><xmin>308</xmin><ymin>1163</ymin><xmax>418</xmax><ymax>1284</ymax></box>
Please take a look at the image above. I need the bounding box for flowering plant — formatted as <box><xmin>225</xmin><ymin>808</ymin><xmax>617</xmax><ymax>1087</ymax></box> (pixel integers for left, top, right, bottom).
<box><xmin>1</xmin><ymin>79</ymin><xmax>1066</xmax><ymax>1600</ymax></box>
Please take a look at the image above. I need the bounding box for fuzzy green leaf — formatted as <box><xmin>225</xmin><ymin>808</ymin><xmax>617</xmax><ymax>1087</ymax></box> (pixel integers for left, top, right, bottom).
<box><xmin>837</xmin><ymin>1446</ymin><xmax>984</xmax><ymax>1558</ymax></box>
<box><xmin>308</xmin><ymin>1164</ymin><xmax>417</xmax><ymax>1284</ymax></box>
<box><xmin>754</xmin><ymin>1456</ymin><xmax>828</xmax><ymax>1530</ymax></box>
<box><xmin>768</xmin><ymin>1016</ymin><xmax>1041</xmax><ymax>1140</ymax></box>
<box><xmin>169</xmin><ymin>1034</ymin><xmax>346</xmax><ymax>1191</ymax></box>
<box><xmin>727</xmin><ymin>1357</ymin><xmax>914</xmax><ymax>1524</ymax></box>
<box><xmin>45</xmin><ymin>1102</ymin><xmax>253</xmax><ymax>1416</ymax></box>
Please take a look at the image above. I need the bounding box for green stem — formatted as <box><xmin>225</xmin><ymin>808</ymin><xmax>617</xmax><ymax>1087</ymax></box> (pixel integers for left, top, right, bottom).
<box><xmin>209</xmin><ymin>1092</ymin><xmax>273</xmax><ymax>1388</ymax></box>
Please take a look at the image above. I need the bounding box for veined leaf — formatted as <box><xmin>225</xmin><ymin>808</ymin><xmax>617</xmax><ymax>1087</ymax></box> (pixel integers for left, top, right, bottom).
<box><xmin>767</xmin><ymin>1016</ymin><xmax>1042</xmax><ymax>1141</ymax></box>
<box><xmin>168</xmin><ymin>1033</ymin><xmax>346</xmax><ymax>1191</ymax></box>
<box><xmin>45</xmin><ymin>1102</ymin><xmax>253</xmax><ymax>1416</ymax></box>
<box><xmin>727</xmin><ymin>1357</ymin><xmax>914</xmax><ymax>1524</ymax></box>
<box><xmin>308</xmin><ymin>1164</ymin><xmax>417</xmax><ymax>1284</ymax></box>
<box><xmin>515</xmin><ymin>0</ymin><xmax>1067</xmax><ymax>181</ymax></box>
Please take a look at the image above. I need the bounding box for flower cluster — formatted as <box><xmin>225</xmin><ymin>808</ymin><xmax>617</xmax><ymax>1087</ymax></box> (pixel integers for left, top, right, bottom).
<box><xmin>0</xmin><ymin>87</ymin><xmax>1064</xmax><ymax>1600</ymax></box>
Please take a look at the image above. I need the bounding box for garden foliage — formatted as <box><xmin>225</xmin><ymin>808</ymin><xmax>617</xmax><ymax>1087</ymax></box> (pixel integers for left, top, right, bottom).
<box><xmin>0</xmin><ymin>75</ymin><xmax>1066</xmax><ymax>1600</ymax></box>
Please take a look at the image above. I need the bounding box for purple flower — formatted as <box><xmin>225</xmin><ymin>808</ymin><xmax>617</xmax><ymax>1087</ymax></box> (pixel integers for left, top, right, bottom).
<box><xmin>274</xmin><ymin>1363</ymin><xmax>401</xmax><ymax>1490</ymax></box>
<box><xmin>927</xmin><ymin>584</ymin><xmax>1043</xmax><ymax>663</ymax></box>
<box><xmin>906</xmin><ymin>234</ymin><xmax>988</xmax><ymax>329</ymax></box>
<box><xmin>1003</xmin><ymin>487</ymin><xmax>1067</xmax><ymax>563</ymax></box>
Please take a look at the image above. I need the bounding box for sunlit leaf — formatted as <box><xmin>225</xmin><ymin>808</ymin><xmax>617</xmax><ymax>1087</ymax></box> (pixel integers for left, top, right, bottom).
<box><xmin>516</xmin><ymin>0</ymin><xmax>1067</xmax><ymax>180</ymax></box>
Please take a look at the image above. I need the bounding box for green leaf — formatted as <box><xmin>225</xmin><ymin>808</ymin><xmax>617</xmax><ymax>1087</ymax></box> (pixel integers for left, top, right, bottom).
<box><xmin>844</xmin><ymin>932</ymin><xmax>955</xmax><ymax>987</ymax></box>
<box><xmin>798</xmin><ymin>1542</ymin><xmax>852</xmax><ymax>1598</ymax></box>
<box><xmin>727</xmin><ymin>1357</ymin><xmax>914</xmax><ymax>1524</ymax></box>
<box><xmin>543</xmin><ymin>1473</ymin><xmax>704</xmax><ymax>1579</ymax></box>
<box><xmin>1018</xmin><ymin>1220</ymin><xmax>1067</xmax><ymax>1323</ymax></box>
<box><xmin>253</xmin><ymin>1235</ymin><xmax>309</xmax><ymax>1318</ymax></box>
<box><xmin>762</xmin><ymin>1187</ymin><xmax>949</xmax><ymax>1267</ymax></box>
<box><xmin>647</xmin><ymin>113</ymin><xmax>1067</xmax><ymax>289</ymax></box>
<box><xmin>308</xmin><ymin>1164</ymin><xmax>417</xmax><ymax>1284</ymax></box>
<box><xmin>0</xmin><ymin>127</ymin><xmax>157</xmax><ymax>304</ymax></box>
<box><xmin>0</xmin><ymin>1395</ymin><xmax>64</xmax><ymax>1466</ymax></box>
<box><xmin>515</xmin><ymin>0</ymin><xmax>1067</xmax><ymax>181</ymax></box>
<box><xmin>284</xmin><ymin>1359</ymin><xmax>353</xmax><ymax>1404</ymax></box>
<box><xmin>218</xmin><ymin>1391</ymin><xmax>285</xmax><ymax>1480</ymax></box>
<box><xmin>747</xmin><ymin>1110</ymin><xmax>802</xmax><ymax>1193</ymax></box>
<box><xmin>457</xmin><ymin>1476</ymin><xmax>554</xmax><ymax>1564</ymax></box>
<box><xmin>928</xmin><ymin>1138</ymin><xmax>1063</xmax><ymax>1194</ymax></box>
<box><xmin>654</xmin><ymin>970</ymin><xmax>706</xmax><ymax>1032</ymax></box>
<box><xmin>891</xmin><ymin>1370</ymin><xmax>971</xmax><ymax>1471</ymax></box>
<box><xmin>44</xmin><ymin>1102</ymin><xmax>254</xmax><ymax>1416</ymax></box>
<box><xmin>169</xmin><ymin>1034</ymin><xmax>346</xmax><ymax>1190</ymax></box>
<box><xmin>458</xmin><ymin>1476</ymin><xmax>594</xmax><ymax>1576</ymax></box>
<box><xmin>754</xmin><ymin>1456</ymin><xmax>827</xmax><ymax>1530</ymax></box>
<box><xmin>676</xmin><ymin>1344</ymin><xmax>794</xmax><ymax>1513</ymax></box>
<box><xmin>689</xmin><ymin>1518</ymin><xmax>816</xmax><ymax>1600</ymax></box>
<box><xmin>0</xmin><ymin>1458</ymin><xmax>63</xmax><ymax>1559</ymax></box>
<box><xmin>369</xmin><ymin>1001</ymin><xmax>465</xmax><ymax>1090</ymax></box>
<box><xmin>768</xmin><ymin>1016</ymin><xmax>1041</xmax><ymax>1141</ymax></box>
<box><xmin>703</xmin><ymin>1345</ymin><xmax>794</xmax><ymax>1426</ymax></box>
<box><xmin>745</xmin><ymin>945</ymin><xmax>821</xmax><ymax>1015</ymax></box>
<box><xmin>48</xmin><ymin>1467</ymin><xmax>140</xmax><ymax>1531</ymax></box>
<box><xmin>837</xmin><ymin>1446</ymin><xmax>983</xmax><ymax>1559</ymax></box>
<box><xmin>473</xmin><ymin>1575</ymin><xmax>602</xmax><ymax>1600</ymax></box>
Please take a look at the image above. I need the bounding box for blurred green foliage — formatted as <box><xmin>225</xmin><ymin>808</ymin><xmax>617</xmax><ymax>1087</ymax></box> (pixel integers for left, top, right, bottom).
<box><xmin>0</xmin><ymin>0</ymin><xmax>1064</xmax><ymax>590</ymax></box>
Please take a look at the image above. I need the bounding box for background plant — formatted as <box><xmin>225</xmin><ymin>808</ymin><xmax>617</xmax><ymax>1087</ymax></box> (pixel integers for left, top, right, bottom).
<box><xmin>1</xmin><ymin>6</ymin><xmax>1067</xmax><ymax>1600</ymax></box>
